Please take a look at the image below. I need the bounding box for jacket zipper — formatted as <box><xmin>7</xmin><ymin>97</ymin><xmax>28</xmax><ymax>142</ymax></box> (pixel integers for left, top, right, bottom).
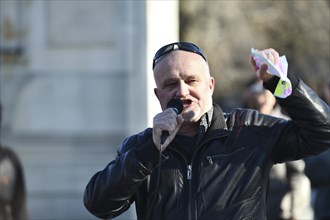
<box><xmin>186</xmin><ymin>133</ymin><xmax>228</xmax><ymax>220</ymax></box>
<box><xmin>169</xmin><ymin>132</ymin><xmax>228</xmax><ymax>220</ymax></box>
<box><xmin>168</xmin><ymin>146</ymin><xmax>192</xmax><ymax>220</ymax></box>
<box><xmin>206</xmin><ymin>156</ymin><xmax>214</xmax><ymax>164</ymax></box>
<box><xmin>205</xmin><ymin>147</ymin><xmax>245</xmax><ymax>165</ymax></box>
<box><xmin>187</xmin><ymin>164</ymin><xmax>192</xmax><ymax>220</ymax></box>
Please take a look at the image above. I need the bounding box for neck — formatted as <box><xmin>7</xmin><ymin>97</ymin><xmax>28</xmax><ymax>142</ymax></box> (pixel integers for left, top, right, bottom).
<box><xmin>177</xmin><ymin>121</ymin><xmax>200</xmax><ymax>137</ymax></box>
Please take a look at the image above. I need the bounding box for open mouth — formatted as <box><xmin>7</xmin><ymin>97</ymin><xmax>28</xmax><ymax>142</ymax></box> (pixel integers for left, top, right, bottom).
<box><xmin>182</xmin><ymin>99</ymin><xmax>193</xmax><ymax>108</ymax></box>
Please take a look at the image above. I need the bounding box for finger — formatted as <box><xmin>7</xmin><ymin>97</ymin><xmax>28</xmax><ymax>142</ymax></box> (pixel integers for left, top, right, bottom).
<box><xmin>258</xmin><ymin>64</ymin><xmax>273</xmax><ymax>81</ymax></box>
<box><xmin>261</xmin><ymin>49</ymin><xmax>280</xmax><ymax>65</ymax></box>
<box><xmin>163</xmin><ymin>120</ymin><xmax>183</xmax><ymax>148</ymax></box>
<box><xmin>177</xmin><ymin>114</ymin><xmax>184</xmax><ymax>125</ymax></box>
<box><xmin>259</xmin><ymin>64</ymin><xmax>268</xmax><ymax>75</ymax></box>
<box><xmin>159</xmin><ymin>115</ymin><xmax>184</xmax><ymax>151</ymax></box>
<box><xmin>269</xmin><ymin>49</ymin><xmax>280</xmax><ymax>64</ymax></box>
<box><xmin>249</xmin><ymin>56</ymin><xmax>259</xmax><ymax>72</ymax></box>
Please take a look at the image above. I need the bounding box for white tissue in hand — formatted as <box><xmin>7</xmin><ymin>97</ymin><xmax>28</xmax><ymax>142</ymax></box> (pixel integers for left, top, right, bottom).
<box><xmin>251</xmin><ymin>48</ymin><xmax>292</xmax><ymax>98</ymax></box>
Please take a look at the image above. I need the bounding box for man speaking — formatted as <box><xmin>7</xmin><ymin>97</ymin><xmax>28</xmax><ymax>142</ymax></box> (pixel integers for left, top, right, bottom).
<box><xmin>84</xmin><ymin>42</ymin><xmax>330</xmax><ymax>220</ymax></box>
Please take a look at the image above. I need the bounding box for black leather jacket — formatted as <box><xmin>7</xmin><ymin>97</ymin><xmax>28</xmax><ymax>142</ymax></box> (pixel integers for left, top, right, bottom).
<box><xmin>84</xmin><ymin>78</ymin><xmax>330</xmax><ymax>220</ymax></box>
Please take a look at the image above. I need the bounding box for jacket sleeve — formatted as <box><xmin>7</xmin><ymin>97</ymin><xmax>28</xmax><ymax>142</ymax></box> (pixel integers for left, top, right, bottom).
<box><xmin>271</xmin><ymin>75</ymin><xmax>330</xmax><ymax>162</ymax></box>
<box><xmin>83</xmin><ymin>129</ymin><xmax>163</xmax><ymax>219</ymax></box>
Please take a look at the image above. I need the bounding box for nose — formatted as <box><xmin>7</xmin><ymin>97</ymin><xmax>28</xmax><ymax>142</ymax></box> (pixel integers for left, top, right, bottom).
<box><xmin>175</xmin><ymin>81</ymin><xmax>189</xmax><ymax>97</ymax></box>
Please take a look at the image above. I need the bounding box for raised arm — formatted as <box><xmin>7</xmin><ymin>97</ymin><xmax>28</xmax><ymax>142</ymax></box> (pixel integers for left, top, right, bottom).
<box><xmin>250</xmin><ymin>48</ymin><xmax>330</xmax><ymax>162</ymax></box>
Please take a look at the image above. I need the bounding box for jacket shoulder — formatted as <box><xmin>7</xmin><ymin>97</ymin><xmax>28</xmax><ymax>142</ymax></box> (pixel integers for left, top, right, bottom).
<box><xmin>117</xmin><ymin>128</ymin><xmax>152</xmax><ymax>155</ymax></box>
<box><xmin>225</xmin><ymin>108</ymin><xmax>286</xmax><ymax>129</ymax></box>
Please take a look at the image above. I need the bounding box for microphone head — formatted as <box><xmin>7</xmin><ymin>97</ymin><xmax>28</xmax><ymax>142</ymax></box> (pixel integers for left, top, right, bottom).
<box><xmin>167</xmin><ymin>99</ymin><xmax>183</xmax><ymax>114</ymax></box>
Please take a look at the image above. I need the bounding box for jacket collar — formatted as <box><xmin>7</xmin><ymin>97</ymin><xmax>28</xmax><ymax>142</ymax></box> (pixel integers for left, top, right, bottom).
<box><xmin>196</xmin><ymin>107</ymin><xmax>213</xmax><ymax>145</ymax></box>
<box><xmin>209</xmin><ymin>103</ymin><xmax>228</xmax><ymax>131</ymax></box>
<box><xmin>196</xmin><ymin>103</ymin><xmax>228</xmax><ymax>145</ymax></box>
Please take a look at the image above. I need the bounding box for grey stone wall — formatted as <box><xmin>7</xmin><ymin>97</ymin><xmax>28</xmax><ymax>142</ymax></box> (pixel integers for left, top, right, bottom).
<box><xmin>0</xmin><ymin>1</ymin><xmax>160</xmax><ymax>219</ymax></box>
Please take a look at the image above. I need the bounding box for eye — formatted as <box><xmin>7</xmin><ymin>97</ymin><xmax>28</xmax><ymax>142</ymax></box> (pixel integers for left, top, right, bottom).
<box><xmin>166</xmin><ymin>83</ymin><xmax>176</xmax><ymax>88</ymax></box>
<box><xmin>186</xmin><ymin>78</ymin><xmax>199</xmax><ymax>85</ymax></box>
<box><xmin>163</xmin><ymin>80</ymin><xmax>178</xmax><ymax>89</ymax></box>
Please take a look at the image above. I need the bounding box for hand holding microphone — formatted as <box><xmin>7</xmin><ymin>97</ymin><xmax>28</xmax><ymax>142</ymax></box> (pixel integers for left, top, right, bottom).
<box><xmin>153</xmin><ymin>99</ymin><xmax>184</xmax><ymax>151</ymax></box>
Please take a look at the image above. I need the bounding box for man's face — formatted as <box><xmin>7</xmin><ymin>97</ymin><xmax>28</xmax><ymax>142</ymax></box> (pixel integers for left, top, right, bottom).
<box><xmin>153</xmin><ymin>50</ymin><xmax>215</xmax><ymax>123</ymax></box>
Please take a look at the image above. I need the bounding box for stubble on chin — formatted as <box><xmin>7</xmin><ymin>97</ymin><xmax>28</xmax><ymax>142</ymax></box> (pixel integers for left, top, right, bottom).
<box><xmin>181</xmin><ymin>111</ymin><xmax>196</xmax><ymax>122</ymax></box>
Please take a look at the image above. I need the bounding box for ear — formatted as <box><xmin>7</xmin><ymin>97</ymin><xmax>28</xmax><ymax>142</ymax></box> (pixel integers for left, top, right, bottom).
<box><xmin>154</xmin><ymin>88</ymin><xmax>160</xmax><ymax>100</ymax></box>
<box><xmin>209</xmin><ymin>76</ymin><xmax>215</xmax><ymax>93</ymax></box>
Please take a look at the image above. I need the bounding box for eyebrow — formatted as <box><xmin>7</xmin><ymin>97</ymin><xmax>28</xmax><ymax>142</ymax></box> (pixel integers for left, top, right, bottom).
<box><xmin>161</xmin><ymin>78</ymin><xmax>179</xmax><ymax>88</ymax></box>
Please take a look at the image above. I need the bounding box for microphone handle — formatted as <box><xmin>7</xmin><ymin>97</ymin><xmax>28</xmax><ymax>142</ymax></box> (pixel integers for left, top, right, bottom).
<box><xmin>159</xmin><ymin>102</ymin><xmax>182</xmax><ymax>146</ymax></box>
<box><xmin>160</xmin><ymin>131</ymin><xmax>169</xmax><ymax>145</ymax></box>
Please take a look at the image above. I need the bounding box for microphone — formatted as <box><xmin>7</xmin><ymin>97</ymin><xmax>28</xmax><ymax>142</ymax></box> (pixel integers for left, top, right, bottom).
<box><xmin>160</xmin><ymin>99</ymin><xmax>184</xmax><ymax>145</ymax></box>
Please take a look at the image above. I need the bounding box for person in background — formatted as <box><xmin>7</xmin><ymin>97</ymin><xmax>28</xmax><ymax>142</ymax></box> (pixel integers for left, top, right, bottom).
<box><xmin>84</xmin><ymin>42</ymin><xmax>330</xmax><ymax>220</ymax></box>
<box><xmin>305</xmin><ymin>149</ymin><xmax>330</xmax><ymax>220</ymax></box>
<box><xmin>0</xmin><ymin>103</ymin><xmax>27</xmax><ymax>220</ymax></box>
<box><xmin>242</xmin><ymin>80</ymin><xmax>314</xmax><ymax>220</ymax></box>
<box><xmin>304</xmin><ymin>78</ymin><xmax>330</xmax><ymax>220</ymax></box>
